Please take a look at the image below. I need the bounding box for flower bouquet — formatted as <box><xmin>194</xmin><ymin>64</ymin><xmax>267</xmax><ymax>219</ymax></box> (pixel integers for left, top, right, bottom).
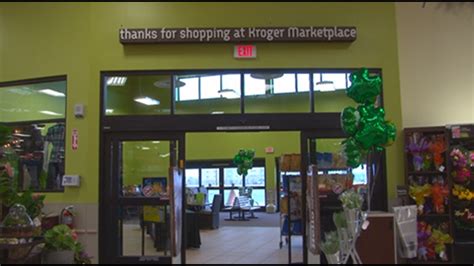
<box><xmin>406</xmin><ymin>133</ymin><xmax>430</xmax><ymax>171</ymax></box>
<box><xmin>450</xmin><ymin>147</ymin><xmax>471</xmax><ymax>184</ymax></box>
<box><xmin>428</xmin><ymin>135</ymin><xmax>446</xmax><ymax>170</ymax></box>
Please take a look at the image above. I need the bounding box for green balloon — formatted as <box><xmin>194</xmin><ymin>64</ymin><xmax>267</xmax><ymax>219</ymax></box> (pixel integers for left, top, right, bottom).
<box><xmin>347</xmin><ymin>68</ymin><xmax>382</xmax><ymax>104</ymax></box>
<box><xmin>343</xmin><ymin>137</ymin><xmax>362</xmax><ymax>168</ymax></box>
<box><xmin>341</xmin><ymin>107</ymin><xmax>359</xmax><ymax>136</ymax></box>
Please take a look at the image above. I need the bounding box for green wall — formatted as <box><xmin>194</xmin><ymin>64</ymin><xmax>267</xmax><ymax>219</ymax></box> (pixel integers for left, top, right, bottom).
<box><xmin>0</xmin><ymin>2</ymin><xmax>404</xmax><ymax>204</ymax></box>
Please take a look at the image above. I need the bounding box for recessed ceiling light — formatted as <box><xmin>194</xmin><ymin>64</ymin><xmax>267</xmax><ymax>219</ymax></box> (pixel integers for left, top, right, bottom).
<box><xmin>106</xmin><ymin>109</ymin><xmax>114</xmax><ymax>114</ymax></box>
<box><xmin>152</xmin><ymin>141</ymin><xmax>160</xmax><ymax>144</ymax></box>
<box><xmin>107</xmin><ymin>77</ymin><xmax>127</xmax><ymax>86</ymax></box>
<box><xmin>211</xmin><ymin>111</ymin><xmax>224</xmax><ymax>115</ymax></box>
<box><xmin>39</xmin><ymin>89</ymin><xmax>65</xmax><ymax>97</ymax></box>
<box><xmin>141</xmin><ymin>147</ymin><xmax>150</xmax><ymax>150</ymax></box>
<box><xmin>134</xmin><ymin>96</ymin><xmax>160</xmax><ymax>106</ymax></box>
<box><xmin>39</xmin><ymin>110</ymin><xmax>63</xmax><ymax>116</ymax></box>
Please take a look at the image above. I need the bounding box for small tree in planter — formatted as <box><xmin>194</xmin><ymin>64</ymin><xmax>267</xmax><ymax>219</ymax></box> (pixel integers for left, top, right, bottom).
<box><xmin>43</xmin><ymin>224</ymin><xmax>91</xmax><ymax>264</ymax></box>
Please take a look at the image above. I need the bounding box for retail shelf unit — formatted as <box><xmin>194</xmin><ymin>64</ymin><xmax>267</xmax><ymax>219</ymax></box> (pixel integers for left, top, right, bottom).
<box><xmin>446</xmin><ymin>124</ymin><xmax>474</xmax><ymax>263</ymax></box>
<box><xmin>279</xmin><ymin>170</ymin><xmax>303</xmax><ymax>249</ymax></box>
<box><xmin>404</xmin><ymin>127</ymin><xmax>455</xmax><ymax>263</ymax></box>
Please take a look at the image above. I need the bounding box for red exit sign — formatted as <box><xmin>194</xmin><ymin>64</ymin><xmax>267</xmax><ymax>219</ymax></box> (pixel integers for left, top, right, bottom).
<box><xmin>234</xmin><ymin>45</ymin><xmax>257</xmax><ymax>59</ymax></box>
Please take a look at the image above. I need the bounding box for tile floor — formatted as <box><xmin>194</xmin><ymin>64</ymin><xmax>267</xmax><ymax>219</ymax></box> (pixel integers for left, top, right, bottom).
<box><xmin>123</xmin><ymin>223</ymin><xmax>303</xmax><ymax>264</ymax></box>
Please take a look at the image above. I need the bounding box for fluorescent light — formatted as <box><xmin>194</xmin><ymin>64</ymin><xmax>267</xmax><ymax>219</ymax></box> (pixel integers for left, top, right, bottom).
<box><xmin>160</xmin><ymin>153</ymin><xmax>170</xmax><ymax>158</ymax></box>
<box><xmin>39</xmin><ymin>110</ymin><xmax>63</xmax><ymax>116</ymax></box>
<box><xmin>152</xmin><ymin>141</ymin><xmax>160</xmax><ymax>144</ymax></box>
<box><xmin>107</xmin><ymin>77</ymin><xmax>127</xmax><ymax>86</ymax></box>
<box><xmin>39</xmin><ymin>89</ymin><xmax>65</xmax><ymax>97</ymax></box>
<box><xmin>105</xmin><ymin>109</ymin><xmax>114</xmax><ymax>114</ymax></box>
<box><xmin>134</xmin><ymin>96</ymin><xmax>160</xmax><ymax>106</ymax></box>
<box><xmin>315</xmin><ymin>81</ymin><xmax>335</xmax><ymax>92</ymax></box>
<box><xmin>211</xmin><ymin>111</ymin><xmax>224</xmax><ymax>115</ymax></box>
<box><xmin>141</xmin><ymin>147</ymin><xmax>150</xmax><ymax>150</ymax></box>
<box><xmin>217</xmin><ymin>88</ymin><xmax>239</xmax><ymax>99</ymax></box>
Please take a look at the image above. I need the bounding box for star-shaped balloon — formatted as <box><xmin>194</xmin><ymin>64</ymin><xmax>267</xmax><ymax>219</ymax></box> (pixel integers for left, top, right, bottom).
<box><xmin>346</xmin><ymin>68</ymin><xmax>382</xmax><ymax>104</ymax></box>
<box><xmin>340</xmin><ymin>68</ymin><xmax>397</xmax><ymax>168</ymax></box>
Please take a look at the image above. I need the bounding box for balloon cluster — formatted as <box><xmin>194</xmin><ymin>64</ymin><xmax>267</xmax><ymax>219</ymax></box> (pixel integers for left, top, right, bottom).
<box><xmin>233</xmin><ymin>149</ymin><xmax>255</xmax><ymax>176</ymax></box>
<box><xmin>341</xmin><ymin>68</ymin><xmax>397</xmax><ymax>168</ymax></box>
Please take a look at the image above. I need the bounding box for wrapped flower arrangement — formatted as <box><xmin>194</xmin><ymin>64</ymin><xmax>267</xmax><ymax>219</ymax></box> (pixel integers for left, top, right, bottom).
<box><xmin>406</xmin><ymin>133</ymin><xmax>431</xmax><ymax>171</ymax></box>
<box><xmin>450</xmin><ymin>147</ymin><xmax>471</xmax><ymax>184</ymax></box>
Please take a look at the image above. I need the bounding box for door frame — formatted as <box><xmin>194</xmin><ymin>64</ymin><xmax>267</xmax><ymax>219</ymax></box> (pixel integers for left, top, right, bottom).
<box><xmin>99</xmin><ymin>68</ymin><xmax>385</xmax><ymax>264</ymax></box>
<box><xmin>99</xmin><ymin>131</ymin><xmax>186</xmax><ymax>264</ymax></box>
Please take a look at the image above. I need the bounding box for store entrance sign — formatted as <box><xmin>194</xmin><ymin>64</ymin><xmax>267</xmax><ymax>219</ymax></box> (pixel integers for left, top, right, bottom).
<box><xmin>234</xmin><ymin>45</ymin><xmax>256</xmax><ymax>59</ymax></box>
<box><xmin>119</xmin><ymin>26</ymin><xmax>357</xmax><ymax>44</ymax></box>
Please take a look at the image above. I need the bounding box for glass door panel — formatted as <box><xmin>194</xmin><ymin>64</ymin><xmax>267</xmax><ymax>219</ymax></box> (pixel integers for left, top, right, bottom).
<box><xmin>103</xmin><ymin>133</ymin><xmax>184</xmax><ymax>264</ymax></box>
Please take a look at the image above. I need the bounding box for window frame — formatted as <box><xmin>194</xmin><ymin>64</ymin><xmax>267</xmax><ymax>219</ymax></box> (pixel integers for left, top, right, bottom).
<box><xmin>0</xmin><ymin>75</ymin><xmax>68</xmax><ymax>193</ymax></box>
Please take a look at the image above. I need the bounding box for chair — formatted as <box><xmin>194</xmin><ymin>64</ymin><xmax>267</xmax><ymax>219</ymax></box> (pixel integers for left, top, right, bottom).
<box><xmin>197</xmin><ymin>194</ymin><xmax>222</xmax><ymax>229</ymax></box>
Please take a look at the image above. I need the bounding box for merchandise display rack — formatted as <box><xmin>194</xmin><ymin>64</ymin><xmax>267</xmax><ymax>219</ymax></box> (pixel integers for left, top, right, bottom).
<box><xmin>446</xmin><ymin>124</ymin><xmax>474</xmax><ymax>263</ymax></box>
<box><xmin>279</xmin><ymin>171</ymin><xmax>303</xmax><ymax>249</ymax></box>
<box><xmin>403</xmin><ymin>127</ymin><xmax>455</xmax><ymax>263</ymax></box>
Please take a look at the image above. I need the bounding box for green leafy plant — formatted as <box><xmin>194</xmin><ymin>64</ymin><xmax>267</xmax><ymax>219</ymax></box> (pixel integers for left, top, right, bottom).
<box><xmin>321</xmin><ymin>231</ymin><xmax>340</xmax><ymax>255</ymax></box>
<box><xmin>333</xmin><ymin>211</ymin><xmax>347</xmax><ymax>229</ymax></box>
<box><xmin>44</xmin><ymin>224</ymin><xmax>79</xmax><ymax>252</ymax></box>
<box><xmin>45</xmin><ymin>225</ymin><xmax>92</xmax><ymax>264</ymax></box>
<box><xmin>15</xmin><ymin>190</ymin><xmax>45</xmax><ymax>218</ymax></box>
<box><xmin>339</xmin><ymin>189</ymin><xmax>364</xmax><ymax>209</ymax></box>
<box><xmin>0</xmin><ymin>125</ymin><xmax>12</xmax><ymax>146</ymax></box>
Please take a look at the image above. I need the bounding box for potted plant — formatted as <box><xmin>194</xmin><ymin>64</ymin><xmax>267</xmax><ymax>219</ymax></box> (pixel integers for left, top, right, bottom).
<box><xmin>43</xmin><ymin>224</ymin><xmax>90</xmax><ymax>264</ymax></box>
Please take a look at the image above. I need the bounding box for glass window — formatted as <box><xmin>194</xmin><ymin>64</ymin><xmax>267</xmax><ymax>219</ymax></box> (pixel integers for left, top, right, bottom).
<box><xmin>314</xmin><ymin>72</ymin><xmax>356</xmax><ymax>112</ymax></box>
<box><xmin>245</xmin><ymin>167</ymin><xmax>265</xmax><ymax>186</ymax></box>
<box><xmin>273</xmin><ymin>74</ymin><xmax>296</xmax><ymax>94</ymax></box>
<box><xmin>250</xmin><ymin>189</ymin><xmax>265</xmax><ymax>207</ymax></box>
<box><xmin>321</xmin><ymin>73</ymin><xmax>347</xmax><ymax>90</ymax></box>
<box><xmin>224</xmin><ymin>167</ymin><xmax>243</xmax><ymax>187</ymax></box>
<box><xmin>201</xmin><ymin>168</ymin><xmax>219</xmax><ymax>187</ymax></box>
<box><xmin>221</xmin><ymin>74</ymin><xmax>241</xmax><ymax>99</ymax></box>
<box><xmin>0</xmin><ymin>79</ymin><xmax>66</xmax><ymax>122</ymax></box>
<box><xmin>244</xmin><ymin>74</ymin><xmax>266</xmax><ymax>96</ymax></box>
<box><xmin>352</xmin><ymin>164</ymin><xmax>367</xmax><ymax>185</ymax></box>
<box><xmin>185</xmin><ymin>169</ymin><xmax>199</xmax><ymax>188</ymax></box>
<box><xmin>177</xmin><ymin>77</ymin><xmax>199</xmax><ymax>101</ymax></box>
<box><xmin>224</xmin><ymin>188</ymin><xmax>240</xmax><ymax>206</ymax></box>
<box><xmin>244</xmin><ymin>73</ymin><xmax>310</xmax><ymax>113</ymax></box>
<box><xmin>121</xmin><ymin>140</ymin><xmax>171</xmax><ymax>198</ymax></box>
<box><xmin>175</xmin><ymin>74</ymin><xmax>241</xmax><ymax>115</ymax></box>
<box><xmin>6</xmin><ymin>122</ymin><xmax>66</xmax><ymax>192</ymax></box>
<box><xmin>207</xmin><ymin>189</ymin><xmax>220</xmax><ymax>205</ymax></box>
<box><xmin>297</xmin><ymin>74</ymin><xmax>310</xmax><ymax>92</ymax></box>
<box><xmin>105</xmin><ymin>74</ymin><xmax>172</xmax><ymax>116</ymax></box>
<box><xmin>200</xmin><ymin>75</ymin><xmax>221</xmax><ymax>99</ymax></box>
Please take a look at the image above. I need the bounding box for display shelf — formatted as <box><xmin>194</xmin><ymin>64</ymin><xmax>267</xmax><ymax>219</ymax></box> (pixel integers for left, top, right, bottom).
<box><xmin>408</xmin><ymin>171</ymin><xmax>447</xmax><ymax>176</ymax></box>
<box><xmin>418</xmin><ymin>214</ymin><xmax>450</xmax><ymax>218</ymax></box>
<box><xmin>404</xmin><ymin>127</ymin><xmax>455</xmax><ymax>264</ymax></box>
